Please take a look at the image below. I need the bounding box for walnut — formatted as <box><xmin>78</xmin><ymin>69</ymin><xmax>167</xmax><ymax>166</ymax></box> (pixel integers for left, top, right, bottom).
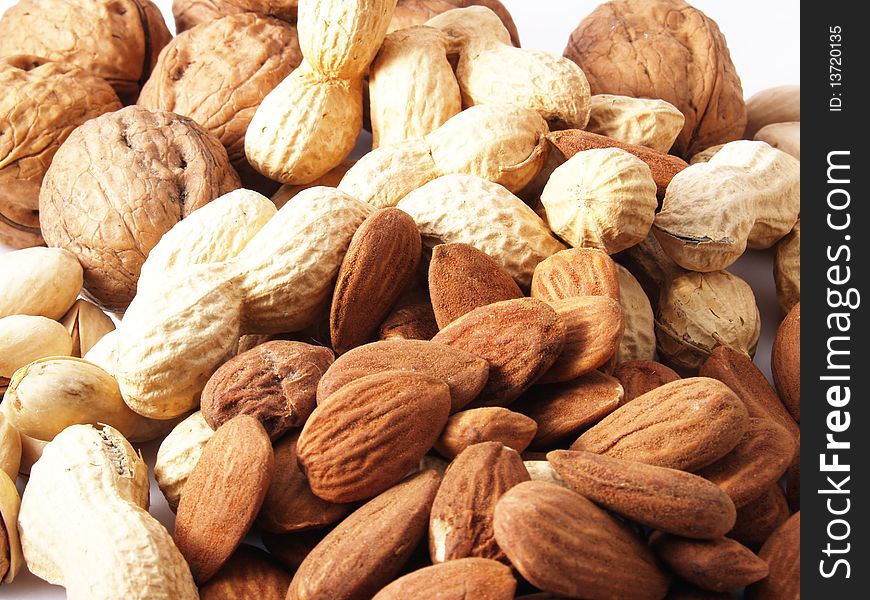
<box><xmin>139</xmin><ymin>14</ymin><xmax>302</xmax><ymax>194</ymax></box>
<box><xmin>564</xmin><ymin>0</ymin><xmax>746</xmax><ymax>158</ymax></box>
<box><xmin>0</xmin><ymin>56</ymin><xmax>122</xmax><ymax>248</ymax></box>
<box><xmin>389</xmin><ymin>0</ymin><xmax>520</xmax><ymax>46</ymax></box>
<box><xmin>0</xmin><ymin>0</ymin><xmax>172</xmax><ymax>105</ymax></box>
<box><xmin>171</xmin><ymin>0</ymin><xmax>297</xmax><ymax>32</ymax></box>
<box><xmin>38</xmin><ymin>105</ymin><xmax>240</xmax><ymax>312</ymax></box>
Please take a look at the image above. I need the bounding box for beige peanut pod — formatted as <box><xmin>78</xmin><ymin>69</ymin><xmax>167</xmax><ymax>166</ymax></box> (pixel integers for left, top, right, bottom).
<box><xmin>744</xmin><ymin>85</ymin><xmax>800</xmax><ymax>139</ymax></box>
<box><xmin>369</xmin><ymin>26</ymin><xmax>461</xmax><ymax>147</ymax></box>
<box><xmin>615</xmin><ymin>265</ymin><xmax>655</xmax><ymax>364</ymax></box>
<box><xmin>774</xmin><ymin>220</ymin><xmax>800</xmax><ymax>314</ymax></box>
<box><xmin>397</xmin><ymin>174</ymin><xmax>565</xmax><ymax>288</ymax></box>
<box><xmin>17</xmin><ymin>425</ymin><xmax>198</xmax><ymax>599</ymax></box>
<box><xmin>0</xmin><ymin>411</ymin><xmax>21</xmax><ymax>480</ymax></box>
<box><xmin>60</xmin><ymin>300</ymin><xmax>115</xmax><ymax>358</ymax></box>
<box><xmin>587</xmin><ymin>95</ymin><xmax>685</xmax><ymax>153</ymax></box>
<box><xmin>0</xmin><ymin>470</ymin><xmax>23</xmax><ymax>583</ymax></box>
<box><xmin>754</xmin><ymin>121</ymin><xmax>800</xmax><ymax>160</ymax></box>
<box><xmin>245</xmin><ymin>61</ymin><xmax>363</xmax><ymax>184</ymax></box>
<box><xmin>0</xmin><ymin>247</ymin><xmax>82</xmax><ymax>320</ymax></box>
<box><xmin>237</xmin><ymin>186</ymin><xmax>374</xmax><ymax>333</ymax></box>
<box><xmin>0</xmin><ymin>315</ymin><xmax>73</xmax><ymax>379</ymax></box>
<box><xmin>154</xmin><ymin>411</ymin><xmax>215</xmax><ymax>512</ymax></box>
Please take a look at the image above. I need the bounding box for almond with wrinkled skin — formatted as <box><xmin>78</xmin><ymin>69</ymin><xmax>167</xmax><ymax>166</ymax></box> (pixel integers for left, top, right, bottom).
<box><xmin>299</xmin><ymin>371</ymin><xmax>451</xmax><ymax>503</ymax></box>
<box><xmin>434</xmin><ymin>407</ymin><xmax>537</xmax><ymax>459</ymax></box>
<box><xmin>664</xmin><ymin>585</ymin><xmax>735</xmax><ymax>599</ymax></box>
<box><xmin>286</xmin><ymin>469</ymin><xmax>442</xmax><ymax>600</ymax></box>
<box><xmin>531</xmin><ymin>248</ymin><xmax>620</xmax><ymax>303</ymax></box>
<box><xmin>174</xmin><ymin>416</ymin><xmax>275</xmax><ymax>584</ymax></box>
<box><xmin>746</xmin><ymin>512</ymin><xmax>799</xmax><ymax>600</ymax></box>
<box><xmin>430</xmin><ymin>442</ymin><xmax>530</xmax><ymax>563</ymax></box>
<box><xmin>650</xmin><ymin>533</ymin><xmax>768</xmax><ymax>593</ymax></box>
<box><xmin>379</xmin><ymin>300</ymin><xmax>439</xmax><ymax>341</ymax></box>
<box><xmin>433</xmin><ymin>298</ymin><xmax>565</xmax><ymax>407</ymax></box>
<box><xmin>514</xmin><ymin>371</ymin><xmax>622</xmax><ymax>449</ymax></box>
<box><xmin>258</xmin><ymin>431</ymin><xmax>352</xmax><ymax>534</ymax></box>
<box><xmin>373</xmin><ymin>557</ymin><xmax>516</xmax><ymax>600</ymax></box>
<box><xmin>772</xmin><ymin>302</ymin><xmax>800</xmax><ymax>422</ymax></box>
<box><xmin>549</xmin><ymin>450</ymin><xmax>735</xmax><ymax>539</ymax></box>
<box><xmin>539</xmin><ymin>296</ymin><xmax>623</xmax><ymax>383</ymax></box>
<box><xmin>316</xmin><ymin>339</ymin><xmax>488</xmax><ymax>412</ymax></box>
<box><xmin>261</xmin><ymin>528</ymin><xmax>331</xmax><ymax>573</ymax></box>
<box><xmin>429</xmin><ymin>243</ymin><xmax>523</xmax><ymax>328</ymax></box>
<box><xmin>571</xmin><ymin>377</ymin><xmax>749</xmax><ymax>472</ymax></box>
<box><xmin>199</xmin><ymin>544</ymin><xmax>292</xmax><ymax>600</ymax></box>
<box><xmin>494</xmin><ymin>480</ymin><xmax>670</xmax><ymax>600</ymax></box>
<box><xmin>728</xmin><ymin>484</ymin><xmax>791</xmax><ymax>549</ymax></box>
<box><xmin>613</xmin><ymin>360</ymin><xmax>680</xmax><ymax>405</ymax></box>
<box><xmin>331</xmin><ymin>208</ymin><xmax>422</xmax><ymax>354</ymax></box>
<box><xmin>696</xmin><ymin>418</ymin><xmax>796</xmax><ymax>508</ymax></box>
<box><xmin>786</xmin><ymin>445</ymin><xmax>799</xmax><ymax>512</ymax></box>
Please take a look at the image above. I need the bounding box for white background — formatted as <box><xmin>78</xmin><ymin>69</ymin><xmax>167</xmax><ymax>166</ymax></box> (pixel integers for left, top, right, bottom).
<box><xmin>1</xmin><ymin>1</ymin><xmax>799</xmax><ymax>597</ymax></box>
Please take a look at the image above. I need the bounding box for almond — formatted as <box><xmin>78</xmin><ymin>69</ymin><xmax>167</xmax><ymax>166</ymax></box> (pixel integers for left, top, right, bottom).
<box><xmin>786</xmin><ymin>444</ymin><xmax>799</xmax><ymax>511</ymax></box>
<box><xmin>531</xmin><ymin>248</ymin><xmax>620</xmax><ymax>303</ymax></box>
<box><xmin>258</xmin><ymin>431</ymin><xmax>352</xmax><ymax>534</ymax></box>
<box><xmin>330</xmin><ymin>208</ymin><xmax>422</xmax><ymax>354</ymax></box>
<box><xmin>493</xmin><ymin>480</ymin><xmax>670</xmax><ymax>600</ymax></box>
<box><xmin>201</xmin><ymin>341</ymin><xmax>335</xmax><ymax>441</ymax></box>
<box><xmin>434</xmin><ymin>407</ymin><xmax>538</xmax><ymax>459</ymax></box>
<box><xmin>513</xmin><ymin>371</ymin><xmax>623</xmax><ymax>449</ymax></box>
<box><xmin>746</xmin><ymin>512</ymin><xmax>800</xmax><ymax>600</ymax></box>
<box><xmin>372</xmin><ymin>558</ymin><xmax>516</xmax><ymax>600</ymax></box>
<box><xmin>548</xmin><ymin>450</ymin><xmax>736</xmax><ymax>539</ymax></box>
<box><xmin>538</xmin><ymin>296</ymin><xmax>624</xmax><ymax>383</ymax></box>
<box><xmin>571</xmin><ymin>378</ymin><xmax>749</xmax><ymax>472</ymax></box>
<box><xmin>771</xmin><ymin>302</ymin><xmax>800</xmax><ymax>421</ymax></box>
<box><xmin>696</xmin><ymin>418</ymin><xmax>795</xmax><ymax>508</ymax></box>
<box><xmin>650</xmin><ymin>533</ymin><xmax>768</xmax><ymax>593</ymax></box>
<box><xmin>728</xmin><ymin>484</ymin><xmax>791</xmax><ymax>549</ymax></box>
<box><xmin>199</xmin><ymin>544</ymin><xmax>292</xmax><ymax>600</ymax></box>
<box><xmin>379</xmin><ymin>301</ymin><xmax>438</xmax><ymax>341</ymax></box>
<box><xmin>432</xmin><ymin>298</ymin><xmax>566</xmax><ymax>407</ymax></box>
<box><xmin>261</xmin><ymin>528</ymin><xmax>331</xmax><ymax>573</ymax></box>
<box><xmin>316</xmin><ymin>339</ymin><xmax>489</xmax><ymax>412</ymax></box>
<box><xmin>664</xmin><ymin>585</ymin><xmax>735</xmax><ymax>599</ymax></box>
<box><xmin>613</xmin><ymin>359</ymin><xmax>680</xmax><ymax>405</ymax></box>
<box><xmin>430</xmin><ymin>442</ymin><xmax>530</xmax><ymax>564</ymax></box>
<box><xmin>298</xmin><ymin>371</ymin><xmax>451</xmax><ymax>503</ymax></box>
<box><xmin>428</xmin><ymin>243</ymin><xmax>523</xmax><ymax>328</ymax></box>
<box><xmin>174</xmin><ymin>415</ymin><xmax>275</xmax><ymax>584</ymax></box>
<box><xmin>286</xmin><ymin>469</ymin><xmax>442</xmax><ymax>600</ymax></box>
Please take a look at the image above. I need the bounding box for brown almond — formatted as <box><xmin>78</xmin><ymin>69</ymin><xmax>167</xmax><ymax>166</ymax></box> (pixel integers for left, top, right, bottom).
<box><xmin>786</xmin><ymin>443</ymin><xmax>799</xmax><ymax>511</ymax></box>
<box><xmin>432</xmin><ymin>298</ymin><xmax>566</xmax><ymax>407</ymax></box>
<box><xmin>539</xmin><ymin>296</ymin><xmax>624</xmax><ymax>383</ymax></box>
<box><xmin>571</xmin><ymin>378</ymin><xmax>749</xmax><ymax>472</ymax></box>
<box><xmin>494</xmin><ymin>481</ymin><xmax>670</xmax><ymax>600</ymax></box>
<box><xmin>199</xmin><ymin>544</ymin><xmax>291</xmax><ymax>600</ymax></box>
<box><xmin>650</xmin><ymin>533</ymin><xmax>768</xmax><ymax>593</ymax></box>
<box><xmin>696</xmin><ymin>418</ymin><xmax>796</xmax><ymax>508</ymax></box>
<box><xmin>378</xmin><ymin>300</ymin><xmax>438</xmax><ymax>341</ymax></box>
<box><xmin>316</xmin><ymin>339</ymin><xmax>489</xmax><ymax>412</ymax></box>
<box><xmin>430</xmin><ymin>442</ymin><xmax>530</xmax><ymax>564</ymax></box>
<box><xmin>429</xmin><ymin>243</ymin><xmax>523</xmax><ymax>328</ymax></box>
<box><xmin>174</xmin><ymin>415</ymin><xmax>275</xmax><ymax>584</ymax></box>
<box><xmin>728</xmin><ymin>484</ymin><xmax>791</xmax><ymax>549</ymax></box>
<box><xmin>514</xmin><ymin>371</ymin><xmax>623</xmax><ymax>449</ymax></box>
<box><xmin>257</xmin><ymin>431</ymin><xmax>352</xmax><ymax>534</ymax></box>
<box><xmin>549</xmin><ymin>450</ymin><xmax>736</xmax><ymax>539</ymax></box>
<box><xmin>331</xmin><ymin>208</ymin><xmax>422</xmax><ymax>354</ymax></box>
<box><xmin>261</xmin><ymin>528</ymin><xmax>331</xmax><ymax>573</ymax></box>
<box><xmin>664</xmin><ymin>585</ymin><xmax>735</xmax><ymax>599</ymax></box>
<box><xmin>700</xmin><ymin>346</ymin><xmax>798</xmax><ymax>440</ymax></box>
<box><xmin>771</xmin><ymin>302</ymin><xmax>800</xmax><ymax>421</ymax></box>
<box><xmin>531</xmin><ymin>248</ymin><xmax>620</xmax><ymax>303</ymax></box>
<box><xmin>434</xmin><ymin>407</ymin><xmax>537</xmax><ymax>459</ymax></box>
<box><xmin>746</xmin><ymin>512</ymin><xmax>800</xmax><ymax>600</ymax></box>
<box><xmin>372</xmin><ymin>558</ymin><xmax>516</xmax><ymax>600</ymax></box>
<box><xmin>286</xmin><ymin>469</ymin><xmax>442</xmax><ymax>600</ymax></box>
<box><xmin>201</xmin><ymin>341</ymin><xmax>335</xmax><ymax>440</ymax></box>
<box><xmin>548</xmin><ymin>129</ymin><xmax>689</xmax><ymax>198</ymax></box>
<box><xmin>298</xmin><ymin>371</ymin><xmax>451</xmax><ymax>503</ymax></box>
<box><xmin>613</xmin><ymin>359</ymin><xmax>680</xmax><ymax>405</ymax></box>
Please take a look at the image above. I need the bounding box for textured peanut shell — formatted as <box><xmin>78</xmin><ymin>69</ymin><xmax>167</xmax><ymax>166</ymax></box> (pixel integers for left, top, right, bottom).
<box><xmin>0</xmin><ymin>471</ymin><xmax>22</xmax><ymax>583</ymax></box>
<box><xmin>389</xmin><ymin>0</ymin><xmax>520</xmax><ymax>46</ymax></box>
<box><xmin>373</xmin><ymin>557</ymin><xmax>516</xmax><ymax>600</ymax></box>
<box><xmin>587</xmin><ymin>95</ymin><xmax>685</xmax><ymax>153</ymax></box>
<box><xmin>0</xmin><ymin>412</ymin><xmax>21</xmax><ymax>480</ymax></box>
<box><xmin>774</xmin><ymin>220</ymin><xmax>800</xmax><ymax>314</ymax></box>
<box><xmin>434</xmin><ymin>408</ymin><xmax>537</xmax><ymax>459</ymax></box>
<box><xmin>60</xmin><ymin>299</ymin><xmax>116</xmax><ymax>358</ymax></box>
<box><xmin>654</xmin><ymin>141</ymin><xmax>801</xmax><ymax>272</ymax></box>
<box><xmin>0</xmin><ymin>315</ymin><xmax>73</xmax><ymax>378</ymax></box>
<box><xmin>18</xmin><ymin>425</ymin><xmax>198</xmax><ymax>598</ymax></box>
<box><xmin>616</xmin><ymin>265</ymin><xmax>656</xmax><ymax>363</ymax></box>
<box><xmin>0</xmin><ymin>0</ymin><xmax>172</xmax><ymax>104</ymax></box>
<box><xmin>565</xmin><ymin>0</ymin><xmax>746</xmax><ymax>157</ymax></box>
<box><xmin>744</xmin><ymin>85</ymin><xmax>800</xmax><ymax>139</ymax></box>
<box><xmin>154</xmin><ymin>411</ymin><xmax>215</xmax><ymax>512</ymax></box>
<box><xmin>398</xmin><ymin>174</ymin><xmax>566</xmax><ymax>288</ymax></box>
<box><xmin>650</xmin><ymin>534</ymin><xmax>768</xmax><ymax>592</ymax></box>
<box><xmin>754</xmin><ymin>122</ymin><xmax>800</xmax><ymax>160</ymax></box>
<box><xmin>0</xmin><ymin>247</ymin><xmax>83</xmax><ymax>320</ymax></box>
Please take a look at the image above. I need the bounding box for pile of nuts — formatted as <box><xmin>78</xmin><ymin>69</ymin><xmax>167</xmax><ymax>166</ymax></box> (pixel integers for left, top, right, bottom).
<box><xmin>0</xmin><ymin>0</ymin><xmax>800</xmax><ymax>598</ymax></box>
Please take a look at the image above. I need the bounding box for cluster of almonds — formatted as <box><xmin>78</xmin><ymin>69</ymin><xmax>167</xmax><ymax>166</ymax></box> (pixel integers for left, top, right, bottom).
<box><xmin>0</xmin><ymin>0</ymin><xmax>800</xmax><ymax>598</ymax></box>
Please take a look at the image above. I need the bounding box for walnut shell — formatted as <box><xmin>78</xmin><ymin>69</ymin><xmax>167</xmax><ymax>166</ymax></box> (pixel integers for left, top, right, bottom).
<box><xmin>139</xmin><ymin>13</ymin><xmax>302</xmax><ymax>194</ymax></box>
<box><xmin>564</xmin><ymin>0</ymin><xmax>747</xmax><ymax>158</ymax></box>
<box><xmin>0</xmin><ymin>0</ymin><xmax>172</xmax><ymax>105</ymax></box>
<box><xmin>172</xmin><ymin>0</ymin><xmax>296</xmax><ymax>32</ymax></box>
<box><xmin>0</xmin><ymin>56</ymin><xmax>121</xmax><ymax>248</ymax></box>
<box><xmin>38</xmin><ymin>105</ymin><xmax>240</xmax><ymax>312</ymax></box>
<box><xmin>389</xmin><ymin>0</ymin><xmax>520</xmax><ymax>47</ymax></box>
